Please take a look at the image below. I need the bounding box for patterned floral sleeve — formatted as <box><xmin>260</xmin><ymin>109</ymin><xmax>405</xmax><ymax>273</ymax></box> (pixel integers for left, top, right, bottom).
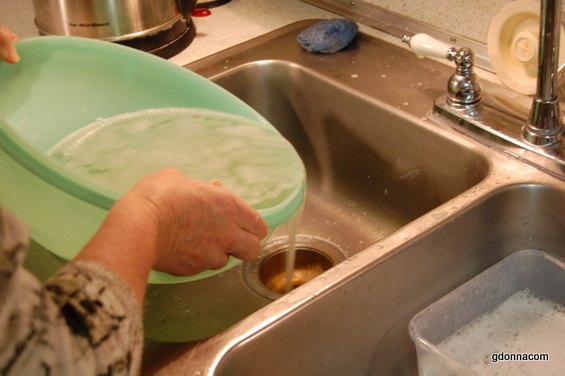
<box><xmin>0</xmin><ymin>208</ymin><xmax>143</xmax><ymax>376</ymax></box>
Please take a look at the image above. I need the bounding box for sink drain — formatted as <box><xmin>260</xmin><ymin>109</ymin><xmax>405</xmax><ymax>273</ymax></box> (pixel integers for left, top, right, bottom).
<box><xmin>243</xmin><ymin>236</ymin><xmax>346</xmax><ymax>300</ymax></box>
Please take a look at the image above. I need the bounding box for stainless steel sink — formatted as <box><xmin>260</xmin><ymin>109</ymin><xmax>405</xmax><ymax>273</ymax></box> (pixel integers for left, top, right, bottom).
<box><xmin>170</xmin><ymin>181</ymin><xmax>565</xmax><ymax>376</ymax></box>
<box><xmin>210</xmin><ymin>59</ymin><xmax>489</xmax><ymax>252</ymax></box>
<box><xmin>141</xmin><ymin>20</ymin><xmax>565</xmax><ymax>376</ymax></box>
<box><xmin>145</xmin><ymin>176</ymin><xmax>565</xmax><ymax>375</ymax></box>
<box><xmin>141</xmin><ymin>20</ymin><xmax>490</xmax><ymax>343</ymax></box>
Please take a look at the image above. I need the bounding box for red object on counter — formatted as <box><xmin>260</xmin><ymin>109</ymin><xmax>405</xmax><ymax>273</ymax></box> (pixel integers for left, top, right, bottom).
<box><xmin>192</xmin><ymin>8</ymin><xmax>212</xmax><ymax>17</ymax></box>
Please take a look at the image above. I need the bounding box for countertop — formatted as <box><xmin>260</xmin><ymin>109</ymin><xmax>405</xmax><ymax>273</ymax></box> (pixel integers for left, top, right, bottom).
<box><xmin>0</xmin><ymin>0</ymin><xmax>503</xmax><ymax>89</ymax></box>
<box><xmin>0</xmin><ymin>0</ymin><xmax>405</xmax><ymax>67</ymax></box>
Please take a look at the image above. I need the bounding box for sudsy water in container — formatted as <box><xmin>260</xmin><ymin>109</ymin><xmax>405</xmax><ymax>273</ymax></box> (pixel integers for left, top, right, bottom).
<box><xmin>437</xmin><ymin>289</ymin><xmax>565</xmax><ymax>375</ymax></box>
<box><xmin>409</xmin><ymin>250</ymin><xmax>565</xmax><ymax>376</ymax></box>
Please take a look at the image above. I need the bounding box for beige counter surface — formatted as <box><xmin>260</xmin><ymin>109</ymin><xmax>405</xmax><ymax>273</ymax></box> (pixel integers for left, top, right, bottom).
<box><xmin>0</xmin><ymin>0</ymin><xmax>349</xmax><ymax>66</ymax></box>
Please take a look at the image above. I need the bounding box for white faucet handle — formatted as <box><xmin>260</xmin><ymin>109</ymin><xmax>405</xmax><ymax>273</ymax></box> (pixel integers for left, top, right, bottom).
<box><xmin>402</xmin><ymin>33</ymin><xmax>454</xmax><ymax>59</ymax></box>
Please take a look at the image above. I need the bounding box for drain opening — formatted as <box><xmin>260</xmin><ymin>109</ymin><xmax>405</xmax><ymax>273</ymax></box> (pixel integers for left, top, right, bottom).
<box><xmin>244</xmin><ymin>236</ymin><xmax>346</xmax><ymax>300</ymax></box>
<box><xmin>260</xmin><ymin>248</ymin><xmax>333</xmax><ymax>294</ymax></box>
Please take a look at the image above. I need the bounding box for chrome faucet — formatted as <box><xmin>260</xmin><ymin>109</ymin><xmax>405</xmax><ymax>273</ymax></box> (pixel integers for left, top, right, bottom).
<box><xmin>401</xmin><ymin>0</ymin><xmax>565</xmax><ymax>179</ymax></box>
<box><xmin>522</xmin><ymin>0</ymin><xmax>563</xmax><ymax>148</ymax></box>
<box><xmin>400</xmin><ymin>35</ymin><xmax>482</xmax><ymax>107</ymax></box>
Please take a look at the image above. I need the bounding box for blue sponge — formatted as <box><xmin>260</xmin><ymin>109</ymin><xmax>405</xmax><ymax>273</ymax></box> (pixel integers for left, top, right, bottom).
<box><xmin>297</xmin><ymin>19</ymin><xmax>358</xmax><ymax>54</ymax></box>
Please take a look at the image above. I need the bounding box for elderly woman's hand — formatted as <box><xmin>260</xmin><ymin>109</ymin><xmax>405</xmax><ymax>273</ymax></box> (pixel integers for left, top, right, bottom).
<box><xmin>125</xmin><ymin>168</ymin><xmax>269</xmax><ymax>275</ymax></box>
<box><xmin>0</xmin><ymin>26</ymin><xmax>20</xmax><ymax>64</ymax></box>
<box><xmin>74</xmin><ymin>168</ymin><xmax>269</xmax><ymax>304</ymax></box>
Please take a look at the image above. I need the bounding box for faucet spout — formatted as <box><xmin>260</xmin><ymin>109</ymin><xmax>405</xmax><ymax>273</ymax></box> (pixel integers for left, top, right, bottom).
<box><xmin>523</xmin><ymin>0</ymin><xmax>564</xmax><ymax>147</ymax></box>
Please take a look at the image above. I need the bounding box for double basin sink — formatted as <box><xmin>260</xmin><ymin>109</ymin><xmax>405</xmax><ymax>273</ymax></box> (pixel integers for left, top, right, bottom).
<box><xmin>130</xmin><ymin>20</ymin><xmax>564</xmax><ymax>375</ymax></box>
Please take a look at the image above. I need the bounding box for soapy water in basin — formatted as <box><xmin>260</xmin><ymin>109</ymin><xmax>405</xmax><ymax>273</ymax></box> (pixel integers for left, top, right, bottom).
<box><xmin>436</xmin><ymin>289</ymin><xmax>565</xmax><ymax>375</ymax></box>
<box><xmin>47</xmin><ymin>108</ymin><xmax>304</xmax><ymax>210</ymax></box>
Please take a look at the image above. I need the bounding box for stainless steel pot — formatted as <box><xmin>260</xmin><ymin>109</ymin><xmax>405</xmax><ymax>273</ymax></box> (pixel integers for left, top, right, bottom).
<box><xmin>32</xmin><ymin>0</ymin><xmax>198</xmax><ymax>58</ymax></box>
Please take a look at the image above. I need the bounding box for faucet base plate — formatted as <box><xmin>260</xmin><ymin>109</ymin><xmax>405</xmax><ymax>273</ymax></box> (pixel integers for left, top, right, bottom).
<box><xmin>432</xmin><ymin>94</ymin><xmax>565</xmax><ymax>181</ymax></box>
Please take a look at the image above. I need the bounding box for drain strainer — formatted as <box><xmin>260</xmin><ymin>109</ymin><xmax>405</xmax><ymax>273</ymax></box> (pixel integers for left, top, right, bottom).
<box><xmin>243</xmin><ymin>236</ymin><xmax>346</xmax><ymax>300</ymax></box>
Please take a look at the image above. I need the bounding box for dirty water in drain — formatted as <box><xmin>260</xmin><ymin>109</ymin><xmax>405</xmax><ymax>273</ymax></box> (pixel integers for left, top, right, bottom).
<box><xmin>243</xmin><ymin>234</ymin><xmax>347</xmax><ymax>299</ymax></box>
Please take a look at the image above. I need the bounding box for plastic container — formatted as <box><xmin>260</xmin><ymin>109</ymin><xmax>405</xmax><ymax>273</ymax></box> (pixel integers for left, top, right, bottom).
<box><xmin>409</xmin><ymin>250</ymin><xmax>565</xmax><ymax>376</ymax></box>
<box><xmin>0</xmin><ymin>36</ymin><xmax>305</xmax><ymax>284</ymax></box>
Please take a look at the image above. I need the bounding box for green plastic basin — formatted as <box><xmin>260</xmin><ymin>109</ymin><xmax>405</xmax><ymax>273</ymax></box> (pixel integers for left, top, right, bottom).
<box><xmin>0</xmin><ymin>36</ymin><xmax>305</xmax><ymax>284</ymax></box>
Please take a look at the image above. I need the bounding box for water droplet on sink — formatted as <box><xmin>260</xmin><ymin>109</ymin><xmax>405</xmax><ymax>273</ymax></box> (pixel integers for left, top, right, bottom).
<box><xmin>430</xmin><ymin>212</ymin><xmax>449</xmax><ymax>220</ymax></box>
